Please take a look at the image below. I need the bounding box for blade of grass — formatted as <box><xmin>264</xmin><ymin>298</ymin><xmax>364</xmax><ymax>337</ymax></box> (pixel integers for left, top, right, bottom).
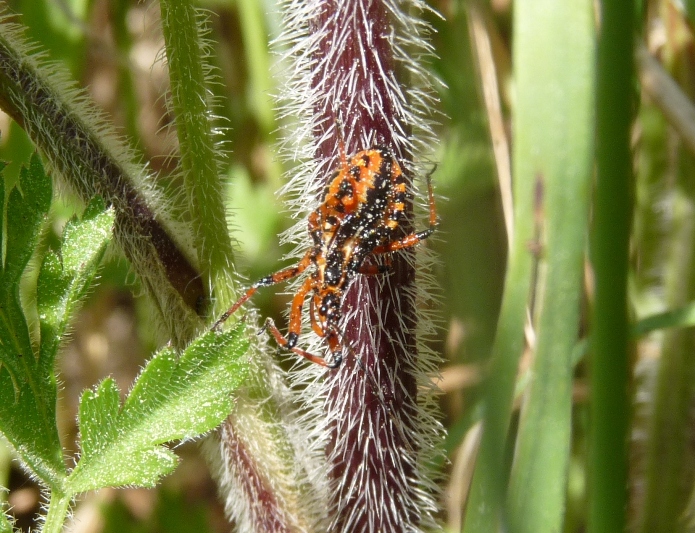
<box><xmin>589</xmin><ymin>0</ymin><xmax>634</xmax><ymax>531</ymax></box>
<box><xmin>633</xmin><ymin>302</ymin><xmax>695</xmax><ymax>336</ymax></box>
<box><xmin>505</xmin><ymin>0</ymin><xmax>595</xmax><ymax>531</ymax></box>
<box><xmin>462</xmin><ymin>14</ymin><xmax>540</xmax><ymax>533</ymax></box>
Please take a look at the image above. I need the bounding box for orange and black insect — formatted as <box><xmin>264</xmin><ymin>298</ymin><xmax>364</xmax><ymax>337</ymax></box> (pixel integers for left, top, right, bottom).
<box><xmin>212</xmin><ymin>143</ymin><xmax>438</xmax><ymax>368</ymax></box>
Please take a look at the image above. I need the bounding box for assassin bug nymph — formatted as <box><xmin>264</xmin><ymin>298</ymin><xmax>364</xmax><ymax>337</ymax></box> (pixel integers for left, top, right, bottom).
<box><xmin>212</xmin><ymin>142</ymin><xmax>438</xmax><ymax>368</ymax></box>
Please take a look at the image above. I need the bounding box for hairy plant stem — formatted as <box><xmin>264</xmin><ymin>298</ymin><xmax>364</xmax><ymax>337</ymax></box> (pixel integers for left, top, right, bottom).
<box><xmin>42</xmin><ymin>490</ymin><xmax>71</xmax><ymax>533</ymax></box>
<box><xmin>156</xmin><ymin>3</ymin><xmax>318</xmax><ymax>531</ymax></box>
<box><xmin>159</xmin><ymin>0</ymin><xmax>235</xmax><ymax>311</ymax></box>
<box><xmin>290</xmin><ymin>1</ymin><xmax>442</xmax><ymax>530</ymax></box>
<box><xmin>0</xmin><ymin>17</ymin><xmax>203</xmax><ymax>348</ymax></box>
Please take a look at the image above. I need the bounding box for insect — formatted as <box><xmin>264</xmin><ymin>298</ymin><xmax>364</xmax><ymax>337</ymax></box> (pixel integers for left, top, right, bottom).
<box><xmin>212</xmin><ymin>143</ymin><xmax>438</xmax><ymax>368</ymax></box>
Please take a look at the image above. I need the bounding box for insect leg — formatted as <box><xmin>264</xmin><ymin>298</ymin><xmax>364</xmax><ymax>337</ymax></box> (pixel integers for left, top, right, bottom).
<box><xmin>373</xmin><ymin>228</ymin><xmax>433</xmax><ymax>253</ymax></box>
<box><xmin>309</xmin><ymin>296</ymin><xmax>325</xmax><ymax>337</ymax></box>
<box><xmin>372</xmin><ymin>167</ymin><xmax>439</xmax><ymax>254</ymax></box>
<box><xmin>263</xmin><ymin>318</ymin><xmax>337</xmax><ymax>368</ymax></box>
<box><xmin>424</xmin><ymin>164</ymin><xmax>438</xmax><ymax>229</ymax></box>
<box><xmin>211</xmin><ymin>251</ymin><xmax>312</xmax><ymax>330</ymax></box>
<box><xmin>285</xmin><ymin>276</ymin><xmax>315</xmax><ymax>346</ymax></box>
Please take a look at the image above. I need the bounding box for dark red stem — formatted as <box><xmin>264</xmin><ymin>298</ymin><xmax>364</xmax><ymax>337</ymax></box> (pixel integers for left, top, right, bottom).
<box><xmin>312</xmin><ymin>2</ymin><xmax>421</xmax><ymax>530</ymax></box>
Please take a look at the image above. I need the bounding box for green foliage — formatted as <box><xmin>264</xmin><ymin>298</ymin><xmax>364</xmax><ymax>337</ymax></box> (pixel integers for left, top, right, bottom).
<box><xmin>37</xmin><ymin>197</ymin><xmax>116</xmax><ymax>372</ymax></box>
<box><xmin>0</xmin><ymin>154</ymin><xmax>70</xmax><ymax>487</ymax></box>
<box><xmin>8</xmin><ymin>0</ymin><xmax>695</xmax><ymax>531</ymax></box>
<box><xmin>633</xmin><ymin>302</ymin><xmax>695</xmax><ymax>336</ymax></box>
<box><xmin>0</xmin><ymin>154</ymin><xmax>249</xmax><ymax>531</ymax></box>
<box><xmin>506</xmin><ymin>2</ymin><xmax>594</xmax><ymax>532</ymax></box>
<box><xmin>0</xmin><ymin>497</ymin><xmax>12</xmax><ymax>533</ymax></box>
<box><xmin>68</xmin><ymin>326</ymin><xmax>248</xmax><ymax>492</ymax></box>
<box><xmin>0</xmin><ymin>512</ymin><xmax>11</xmax><ymax>533</ymax></box>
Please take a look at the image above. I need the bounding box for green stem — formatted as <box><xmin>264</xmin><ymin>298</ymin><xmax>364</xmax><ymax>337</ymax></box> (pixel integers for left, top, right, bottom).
<box><xmin>159</xmin><ymin>3</ymin><xmax>318</xmax><ymax>529</ymax></box>
<box><xmin>0</xmin><ymin>441</ymin><xmax>9</xmax><ymax>502</ymax></box>
<box><xmin>159</xmin><ymin>0</ymin><xmax>236</xmax><ymax>313</ymax></box>
<box><xmin>41</xmin><ymin>491</ymin><xmax>71</xmax><ymax>533</ymax></box>
<box><xmin>589</xmin><ymin>0</ymin><xmax>634</xmax><ymax>531</ymax></box>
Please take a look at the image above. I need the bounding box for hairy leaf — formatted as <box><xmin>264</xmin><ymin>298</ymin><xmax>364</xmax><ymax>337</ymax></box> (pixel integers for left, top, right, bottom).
<box><xmin>0</xmin><ymin>154</ymin><xmax>115</xmax><ymax>488</ymax></box>
<box><xmin>0</xmin><ymin>154</ymin><xmax>62</xmax><ymax>486</ymax></box>
<box><xmin>37</xmin><ymin>196</ymin><xmax>114</xmax><ymax>362</ymax></box>
<box><xmin>0</xmin><ymin>507</ymin><xmax>13</xmax><ymax>533</ymax></box>
<box><xmin>67</xmin><ymin>325</ymin><xmax>249</xmax><ymax>492</ymax></box>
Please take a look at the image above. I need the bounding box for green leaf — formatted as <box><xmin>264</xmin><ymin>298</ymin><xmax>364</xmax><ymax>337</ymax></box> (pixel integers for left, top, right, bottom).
<box><xmin>67</xmin><ymin>325</ymin><xmax>249</xmax><ymax>492</ymax></box>
<box><xmin>632</xmin><ymin>302</ymin><xmax>695</xmax><ymax>336</ymax></box>
<box><xmin>0</xmin><ymin>154</ymin><xmax>51</xmax><ymax>387</ymax></box>
<box><xmin>506</xmin><ymin>1</ymin><xmax>595</xmax><ymax>532</ymax></box>
<box><xmin>0</xmin><ymin>155</ymin><xmax>115</xmax><ymax>490</ymax></box>
<box><xmin>0</xmin><ymin>506</ymin><xmax>13</xmax><ymax>533</ymax></box>
<box><xmin>0</xmin><ymin>154</ymin><xmax>64</xmax><ymax>486</ymax></box>
<box><xmin>0</xmin><ymin>484</ymin><xmax>12</xmax><ymax>533</ymax></box>
<box><xmin>37</xmin><ymin>196</ymin><xmax>115</xmax><ymax>363</ymax></box>
<box><xmin>681</xmin><ymin>0</ymin><xmax>695</xmax><ymax>29</ymax></box>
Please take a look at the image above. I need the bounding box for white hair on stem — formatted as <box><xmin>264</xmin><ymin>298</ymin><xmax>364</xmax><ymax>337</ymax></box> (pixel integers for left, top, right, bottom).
<box><xmin>274</xmin><ymin>0</ymin><xmax>444</xmax><ymax>531</ymax></box>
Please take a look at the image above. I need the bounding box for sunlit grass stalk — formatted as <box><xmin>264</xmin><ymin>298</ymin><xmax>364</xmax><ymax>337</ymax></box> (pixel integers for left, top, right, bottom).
<box><xmin>506</xmin><ymin>1</ymin><xmax>595</xmax><ymax>532</ymax></box>
<box><xmin>589</xmin><ymin>0</ymin><xmax>634</xmax><ymax>531</ymax></box>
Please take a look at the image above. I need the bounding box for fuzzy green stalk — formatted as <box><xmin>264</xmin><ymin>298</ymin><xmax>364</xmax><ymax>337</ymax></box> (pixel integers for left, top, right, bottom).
<box><xmin>158</xmin><ymin>3</ymin><xmax>319</xmax><ymax>530</ymax></box>
<box><xmin>0</xmin><ymin>442</ymin><xmax>9</xmax><ymax>503</ymax></box>
<box><xmin>159</xmin><ymin>0</ymin><xmax>235</xmax><ymax>314</ymax></box>
<box><xmin>588</xmin><ymin>0</ymin><xmax>633</xmax><ymax>531</ymax></box>
<box><xmin>41</xmin><ymin>490</ymin><xmax>71</xmax><ymax>533</ymax></box>
<box><xmin>506</xmin><ymin>0</ymin><xmax>595</xmax><ymax>531</ymax></box>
